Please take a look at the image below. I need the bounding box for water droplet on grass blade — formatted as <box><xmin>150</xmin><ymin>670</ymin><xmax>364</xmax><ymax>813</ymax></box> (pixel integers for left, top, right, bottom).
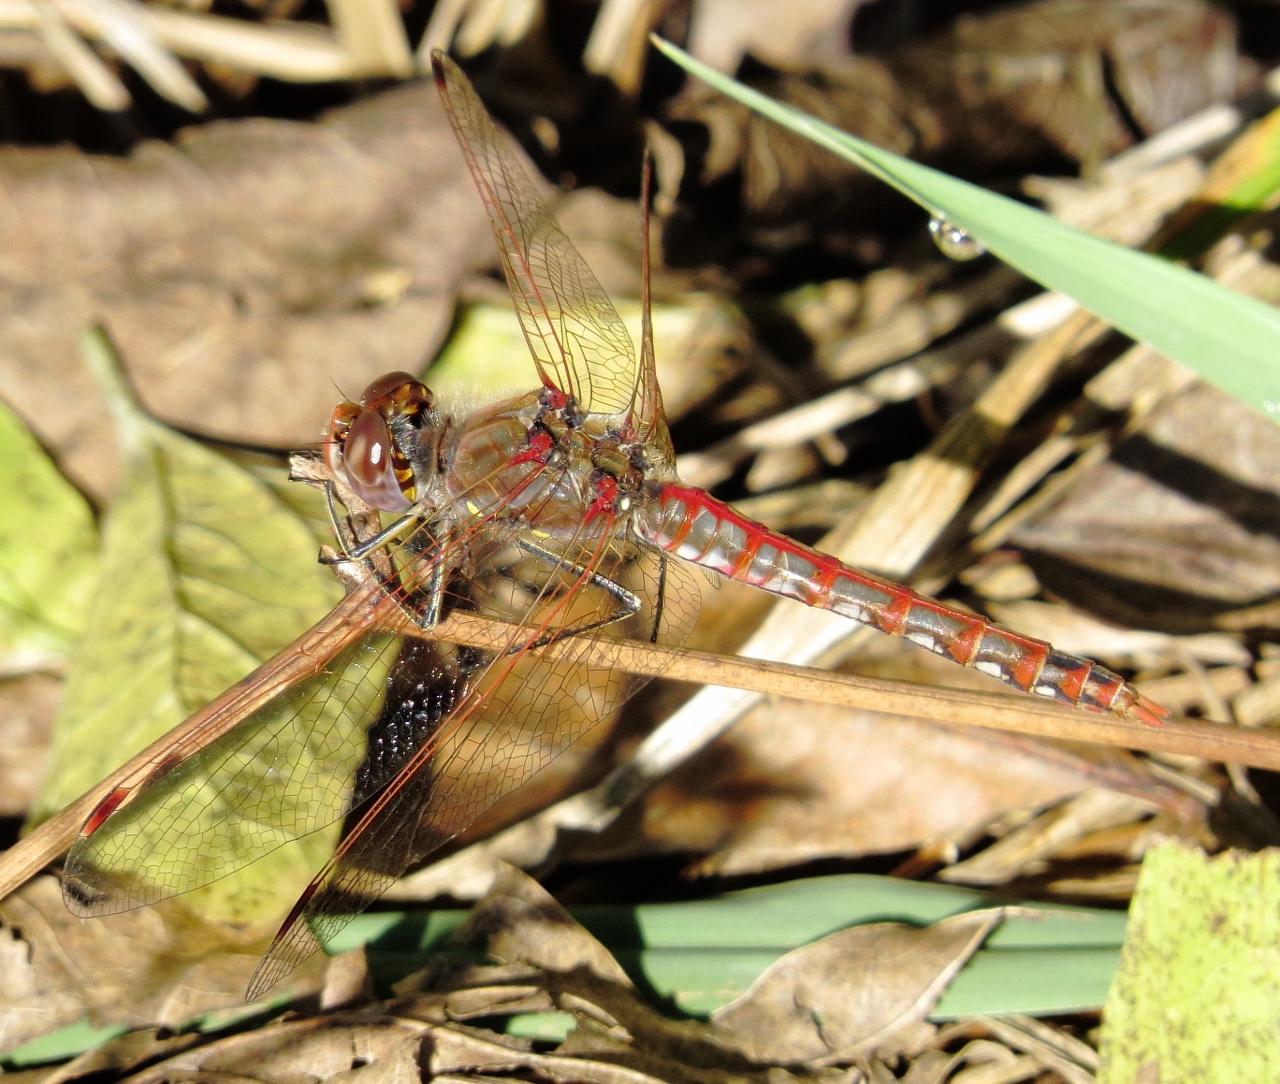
<box><xmin>928</xmin><ymin>215</ymin><xmax>985</xmax><ymax>261</ymax></box>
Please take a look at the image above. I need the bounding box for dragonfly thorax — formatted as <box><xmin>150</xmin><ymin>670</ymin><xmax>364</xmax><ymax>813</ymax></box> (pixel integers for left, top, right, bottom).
<box><xmin>441</xmin><ymin>385</ymin><xmax>653</xmax><ymax>534</ymax></box>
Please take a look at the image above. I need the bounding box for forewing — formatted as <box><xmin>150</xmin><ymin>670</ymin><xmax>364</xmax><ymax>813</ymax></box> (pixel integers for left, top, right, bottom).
<box><xmin>630</xmin><ymin>150</ymin><xmax>674</xmax><ymax>464</ymax></box>
<box><xmin>62</xmin><ymin>629</ymin><xmax>402</xmax><ymax>915</ymax></box>
<box><xmin>432</xmin><ymin>52</ymin><xmax>640</xmax><ymax>417</ymax></box>
<box><xmin>247</xmin><ymin>526</ymin><xmax>703</xmax><ymax>997</ymax></box>
<box><xmin>62</xmin><ymin>513</ymin><xmax>514</xmax><ymax>917</ymax></box>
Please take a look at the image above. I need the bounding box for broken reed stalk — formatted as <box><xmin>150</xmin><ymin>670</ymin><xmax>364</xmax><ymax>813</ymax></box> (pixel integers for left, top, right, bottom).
<box><xmin>2</xmin><ymin>588</ymin><xmax>1279</xmax><ymax>908</ymax></box>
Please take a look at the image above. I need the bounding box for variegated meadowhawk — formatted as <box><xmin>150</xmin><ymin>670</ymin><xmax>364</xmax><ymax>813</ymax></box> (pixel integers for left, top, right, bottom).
<box><xmin>62</xmin><ymin>53</ymin><xmax>1169</xmax><ymax>998</ymax></box>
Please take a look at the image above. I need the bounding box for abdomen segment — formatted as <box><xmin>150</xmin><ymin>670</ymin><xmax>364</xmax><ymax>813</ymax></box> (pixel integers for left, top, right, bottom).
<box><xmin>635</xmin><ymin>484</ymin><xmax>1168</xmax><ymax>726</ymax></box>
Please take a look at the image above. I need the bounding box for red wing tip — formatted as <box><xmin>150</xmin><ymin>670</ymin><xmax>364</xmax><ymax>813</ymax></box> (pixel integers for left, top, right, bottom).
<box><xmin>81</xmin><ymin>786</ymin><xmax>130</xmax><ymax>837</ymax></box>
<box><xmin>430</xmin><ymin>50</ymin><xmax>449</xmax><ymax>86</ymax></box>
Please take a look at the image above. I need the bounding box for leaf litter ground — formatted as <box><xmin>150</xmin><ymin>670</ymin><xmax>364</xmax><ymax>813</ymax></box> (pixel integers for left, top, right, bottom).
<box><xmin>4</xmin><ymin>1</ymin><xmax>1280</xmax><ymax>1080</ymax></box>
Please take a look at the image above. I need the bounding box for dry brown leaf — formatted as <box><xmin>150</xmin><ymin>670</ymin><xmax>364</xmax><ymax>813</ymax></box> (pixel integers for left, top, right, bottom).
<box><xmin>398</xmin><ymin>866</ymin><xmax>780</xmax><ymax>1078</ymax></box>
<box><xmin>440</xmin><ymin>983</ymin><xmax>556</xmax><ymax>1022</ymax></box>
<box><xmin>1047</xmin><ymin>865</ymin><xmax>1142</xmax><ymax>900</ymax></box>
<box><xmin>937</xmin><ymin>787</ymin><xmax>1154</xmax><ymax>887</ymax></box>
<box><xmin>712</xmin><ymin>910</ymin><xmax>1002</xmax><ymax>1065</ymax></box>
<box><xmin>428</xmin><ymin>1024</ymin><xmax>667</xmax><ymax>1084</ymax></box>
<box><xmin>321</xmin><ymin>948</ymin><xmax>374</xmax><ymax>1011</ymax></box>
<box><xmin>895</xmin><ymin>0</ymin><xmax>1240</xmax><ymax>176</ymax></box>
<box><xmin>461</xmin><ymin>863</ymin><xmax>632</xmax><ymax>986</ymax></box>
<box><xmin>621</xmin><ymin>688</ymin><xmax>1183</xmax><ymax>877</ymax></box>
<box><xmin>898</xmin><ymin>1048</ymin><xmax>952</xmax><ymax>1084</ymax></box>
<box><xmin>0</xmin><ymin>916</ymin><xmax>82</xmax><ymax>1055</ymax></box>
<box><xmin>672</xmin><ymin>0</ymin><xmax>1240</xmax><ymax>224</ymax></box>
<box><xmin>971</xmin><ymin>1014</ymin><xmax>1098</xmax><ymax>1084</ymax></box>
<box><xmin>1011</xmin><ymin>382</ymin><xmax>1280</xmax><ymax>628</ymax></box>
<box><xmin>124</xmin><ymin>1016</ymin><xmax>431</xmax><ymax>1084</ymax></box>
<box><xmin>0</xmin><ymin>876</ymin><xmax>322</xmax><ymax>1042</ymax></box>
<box><xmin>324</xmin><ymin>1034</ymin><xmax>425</xmax><ymax>1084</ymax></box>
<box><xmin>931</xmin><ymin>1039</ymin><xmax>1035</xmax><ymax>1084</ymax></box>
<box><xmin>0</xmin><ymin>81</ymin><xmax>492</xmax><ymax>502</ymax></box>
<box><xmin>671</xmin><ymin>56</ymin><xmax>926</xmax><ymax>224</ymax></box>
<box><xmin>38</xmin><ymin>1028</ymin><xmax>204</xmax><ymax>1084</ymax></box>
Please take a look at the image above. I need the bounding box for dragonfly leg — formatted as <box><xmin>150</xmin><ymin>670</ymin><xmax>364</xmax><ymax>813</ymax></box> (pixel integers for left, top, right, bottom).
<box><xmin>649</xmin><ymin>552</ymin><xmax>668</xmax><ymax>645</ymax></box>
<box><xmin>511</xmin><ymin>536</ymin><xmax>642</xmax><ymax>650</ymax></box>
<box><xmin>415</xmin><ymin>544</ymin><xmax>449</xmax><ymax>630</ymax></box>
<box><xmin>318</xmin><ymin>497</ymin><xmax>429</xmax><ymax>565</ymax></box>
<box><xmin>320</xmin><ymin>481</ymin><xmax>361</xmax><ymax>557</ymax></box>
<box><xmin>319</xmin><ymin>480</ymin><xmax>451</xmax><ymax>631</ymax></box>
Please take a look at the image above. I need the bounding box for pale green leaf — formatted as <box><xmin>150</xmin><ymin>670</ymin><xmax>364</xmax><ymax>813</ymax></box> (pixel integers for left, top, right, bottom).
<box><xmin>651</xmin><ymin>37</ymin><xmax>1280</xmax><ymax>422</ymax></box>
<box><xmin>68</xmin><ymin>631</ymin><xmax>399</xmax><ymax>925</ymax></box>
<box><xmin>1099</xmin><ymin>841</ymin><xmax>1280</xmax><ymax>1083</ymax></box>
<box><xmin>32</xmin><ymin>329</ymin><xmax>353</xmax><ymax>925</ymax></box>
<box><xmin>426</xmin><ymin>298</ymin><xmax>738</xmax><ymax>415</ymax></box>
<box><xmin>0</xmin><ymin>399</ymin><xmax>99</xmax><ymax>675</ymax></box>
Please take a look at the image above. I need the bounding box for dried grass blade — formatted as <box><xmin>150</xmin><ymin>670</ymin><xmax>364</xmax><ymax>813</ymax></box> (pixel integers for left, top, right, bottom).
<box><xmin>30</xmin><ymin>0</ymin><xmax>128</xmax><ymax>110</ymax></box>
<box><xmin>54</xmin><ymin>0</ymin><xmax>206</xmax><ymax>111</ymax></box>
<box><xmin>324</xmin><ymin>0</ymin><xmax>412</xmax><ymax>77</ymax></box>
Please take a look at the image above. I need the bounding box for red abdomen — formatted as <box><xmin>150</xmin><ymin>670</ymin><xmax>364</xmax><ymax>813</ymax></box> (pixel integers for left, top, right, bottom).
<box><xmin>634</xmin><ymin>483</ymin><xmax>1167</xmax><ymax>726</ymax></box>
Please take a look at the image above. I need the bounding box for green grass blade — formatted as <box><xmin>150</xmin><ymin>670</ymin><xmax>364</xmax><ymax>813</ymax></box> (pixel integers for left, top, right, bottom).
<box><xmin>651</xmin><ymin>37</ymin><xmax>1280</xmax><ymax>423</ymax></box>
<box><xmin>345</xmin><ymin>874</ymin><xmax>1123</xmax><ymax>1018</ymax></box>
<box><xmin>1</xmin><ymin>1020</ymin><xmax>127</xmax><ymax>1067</ymax></box>
<box><xmin>933</xmin><ymin>947</ymin><xmax>1121</xmax><ymax>1018</ymax></box>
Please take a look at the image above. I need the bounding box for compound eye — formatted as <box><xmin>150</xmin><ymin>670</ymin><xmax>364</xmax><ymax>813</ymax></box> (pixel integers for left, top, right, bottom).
<box><xmin>324</xmin><ymin>401</ymin><xmax>360</xmax><ymax>477</ymax></box>
<box><xmin>361</xmin><ymin>372</ymin><xmax>433</xmax><ymax>421</ymax></box>
<box><xmin>340</xmin><ymin>407</ymin><xmax>411</xmax><ymax>511</ymax></box>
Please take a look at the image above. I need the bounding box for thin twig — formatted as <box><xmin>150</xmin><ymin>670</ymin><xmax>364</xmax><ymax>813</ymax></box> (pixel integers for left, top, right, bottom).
<box><xmin>4</xmin><ymin>591</ymin><xmax>1279</xmax><ymax>911</ymax></box>
<box><xmin>409</xmin><ymin>608</ymin><xmax>1280</xmax><ymax>768</ymax></box>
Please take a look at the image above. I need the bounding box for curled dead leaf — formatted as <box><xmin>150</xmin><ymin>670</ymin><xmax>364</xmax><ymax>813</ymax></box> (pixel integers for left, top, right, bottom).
<box><xmin>462</xmin><ymin>863</ymin><xmax>632</xmax><ymax>987</ymax></box>
<box><xmin>712</xmin><ymin>910</ymin><xmax>1003</xmax><ymax>1065</ymax></box>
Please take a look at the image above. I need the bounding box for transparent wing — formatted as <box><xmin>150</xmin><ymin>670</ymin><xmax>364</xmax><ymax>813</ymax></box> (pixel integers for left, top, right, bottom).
<box><xmin>433</xmin><ymin>52</ymin><xmax>641</xmax><ymax>418</ymax></box>
<box><xmin>64</xmin><ymin>486</ymin><xmax>543</xmax><ymax>915</ymax></box>
<box><xmin>63</xmin><ymin>627</ymin><xmax>403</xmax><ymax>914</ymax></box>
<box><xmin>64</xmin><ymin>456</ymin><xmax>702</xmax><ymax>999</ymax></box>
<box><xmin>631</xmin><ymin>149</ymin><xmax>673</xmax><ymax>464</ymax></box>
<box><xmin>247</xmin><ymin>526</ymin><xmax>703</xmax><ymax>997</ymax></box>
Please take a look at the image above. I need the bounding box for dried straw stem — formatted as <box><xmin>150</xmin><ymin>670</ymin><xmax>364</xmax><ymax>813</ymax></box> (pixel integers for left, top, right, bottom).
<box><xmin>3</xmin><ymin>594</ymin><xmax>1275</xmax><ymax>909</ymax></box>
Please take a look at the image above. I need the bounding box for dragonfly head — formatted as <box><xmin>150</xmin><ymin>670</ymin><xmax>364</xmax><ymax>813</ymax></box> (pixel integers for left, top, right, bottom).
<box><xmin>326</xmin><ymin>372</ymin><xmax>435</xmax><ymax>512</ymax></box>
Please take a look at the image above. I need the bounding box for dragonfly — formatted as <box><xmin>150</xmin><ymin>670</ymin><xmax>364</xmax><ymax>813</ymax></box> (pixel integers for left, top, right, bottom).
<box><xmin>62</xmin><ymin>52</ymin><xmax>1170</xmax><ymax>1000</ymax></box>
